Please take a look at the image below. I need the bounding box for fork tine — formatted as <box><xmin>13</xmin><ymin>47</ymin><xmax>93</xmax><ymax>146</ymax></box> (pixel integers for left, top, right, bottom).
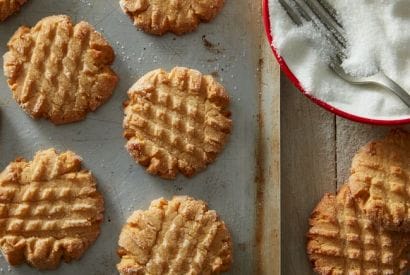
<box><xmin>291</xmin><ymin>0</ymin><xmax>313</xmax><ymax>22</ymax></box>
<box><xmin>317</xmin><ymin>0</ymin><xmax>342</xmax><ymax>27</ymax></box>
<box><xmin>304</xmin><ymin>0</ymin><xmax>347</xmax><ymax>48</ymax></box>
<box><xmin>285</xmin><ymin>0</ymin><xmax>346</xmax><ymax>55</ymax></box>
<box><xmin>278</xmin><ymin>0</ymin><xmax>304</xmax><ymax>26</ymax></box>
<box><xmin>279</xmin><ymin>0</ymin><xmax>347</xmax><ymax>60</ymax></box>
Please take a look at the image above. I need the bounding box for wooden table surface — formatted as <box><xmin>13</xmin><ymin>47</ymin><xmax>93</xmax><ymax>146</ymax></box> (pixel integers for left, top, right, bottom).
<box><xmin>280</xmin><ymin>70</ymin><xmax>410</xmax><ymax>274</ymax></box>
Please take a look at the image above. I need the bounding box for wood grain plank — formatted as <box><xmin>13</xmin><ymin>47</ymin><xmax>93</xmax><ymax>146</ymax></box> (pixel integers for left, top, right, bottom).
<box><xmin>281</xmin><ymin>76</ymin><xmax>336</xmax><ymax>275</ymax></box>
<box><xmin>255</xmin><ymin>1</ymin><xmax>282</xmax><ymax>274</ymax></box>
<box><xmin>258</xmin><ymin>33</ymin><xmax>281</xmax><ymax>275</ymax></box>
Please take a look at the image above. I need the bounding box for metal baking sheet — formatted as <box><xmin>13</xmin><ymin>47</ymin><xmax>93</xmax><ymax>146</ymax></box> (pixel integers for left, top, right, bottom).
<box><xmin>0</xmin><ymin>0</ymin><xmax>279</xmax><ymax>274</ymax></box>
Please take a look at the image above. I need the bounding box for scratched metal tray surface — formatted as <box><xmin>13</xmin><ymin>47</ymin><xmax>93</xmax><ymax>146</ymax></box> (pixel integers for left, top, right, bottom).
<box><xmin>0</xmin><ymin>0</ymin><xmax>276</xmax><ymax>274</ymax></box>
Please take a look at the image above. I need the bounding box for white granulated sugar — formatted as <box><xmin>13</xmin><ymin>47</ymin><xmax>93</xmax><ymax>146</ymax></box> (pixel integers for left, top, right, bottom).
<box><xmin>269</xmin><ymin>0</ymin><xmax>410</xmax><ymax>119</ymax></box>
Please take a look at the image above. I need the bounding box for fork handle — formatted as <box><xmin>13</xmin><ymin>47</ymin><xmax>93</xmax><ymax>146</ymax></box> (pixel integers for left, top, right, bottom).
<box><xmin>370</xmin><ymin>72</ymin><xmax>410</xmax><ymax>107</ymax></box>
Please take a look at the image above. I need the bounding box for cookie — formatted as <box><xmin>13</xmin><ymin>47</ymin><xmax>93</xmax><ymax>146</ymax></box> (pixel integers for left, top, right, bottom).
<box><xmin>348</xmin><ymin>129</ymin><xmax>410</xmax><ymax>232</ymax></box>
<box><xmin>307</xmin><ymin>185</ymin><xmax>410</xmax><ymax>274</ymax></box>
<box><xmin>119</xmin><ymin>0</ymin><xmax>224</xmax><ymax>35</ymax></box>
<box><xmin>0</xmin><ymin>149</ymin><xmax>104</xmax><ymax>269</ymax></box>
<box><xmin>123</xmin><ymin>67</ymin><xmax>232</xmax><ymax>179</ymax></box>
<box><xmin>117</xmin><ymin>196</ymin><xmax>233</xmax><ymax>275</ymax></box>
<box><xmin>0</xmin><ymin>0</ymin><xmax>27</xmax><ymax>22</ymax></box>
<box><xmin>3</xmin><ymin>15</ymin><xmax>118</xmax><ymax>124</ymax></box>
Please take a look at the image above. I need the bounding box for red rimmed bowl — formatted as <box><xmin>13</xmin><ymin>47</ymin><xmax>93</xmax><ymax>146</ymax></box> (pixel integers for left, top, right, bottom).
<box><xmin>262</xmin><ymin>0</ymin><xmax>410</xmax><ymax>125</ymax></box>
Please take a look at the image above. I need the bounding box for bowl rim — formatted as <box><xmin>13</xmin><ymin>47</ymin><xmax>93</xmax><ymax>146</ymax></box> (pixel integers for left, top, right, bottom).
<box><xmin>262</xmin><ymin>0</ymin><xmax>410</xmax><ymax>125</ymax></box>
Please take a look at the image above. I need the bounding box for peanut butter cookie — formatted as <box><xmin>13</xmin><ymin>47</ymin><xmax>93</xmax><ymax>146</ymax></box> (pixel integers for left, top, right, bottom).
<box><xmin>0</xmin><ymin>0</ymin><xmax>27</xmax><ymax>21</ymax></box>
<box><xmin>0</xmin><ymin>149</ymin><xmax>104</xmax><ymax>269</ymax></box>
<box><xmin>348</xmin><ymin>129</ymin><xmax>410</xmax><ymax>232</ymax></box>
<box><xmin>123</xmin><ymin>67</ymin><xmax>232</xmax><ymax>179</ymax></box>
<box><xmin>119</xmin><ymin>0</ymin><xmax>225</xmax><ymax>35</ymax></box>
<box><xmin>307</xmin><ymin>185</ymin><xmax>410</xmax><ymax>274</ymax></box>
<box><xmin>117</xmin><ymin>196</ymin><xmax>233</xmax><ymax>274</ymax></box>
<box><xmin>3</xmin><ymin>15</ymin><xmax>118</xmax><ymax>124</ymax></box>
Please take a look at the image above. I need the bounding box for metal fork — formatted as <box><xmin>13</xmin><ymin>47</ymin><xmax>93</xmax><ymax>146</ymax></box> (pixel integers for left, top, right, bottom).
<box><xmin>278</xmin><ymin>0</ymin><xmax>410</xmax><ymax>107</ymax></box>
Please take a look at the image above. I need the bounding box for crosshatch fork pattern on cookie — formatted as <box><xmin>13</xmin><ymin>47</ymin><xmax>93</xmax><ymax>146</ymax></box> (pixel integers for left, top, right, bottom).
<box><xmin>0</xmin><ymin>149</ymin><xmax>104</xmax><ymax>269</ymax></box>
<box><xmin>307</xmin><ymin>186</ymin><xmax>410</xmax><ymax>274</ymax></box>
<box><xmin>123</xmin><ymin>67</ymin><xmax>232</xmax><ymax>179</ymax></box>
<box><xmin>3</xmin><ymin>15</ymin><xmax>118</xmax><ymax>124</ymax></box>
<box><xmin>117</xmin><ymin>196</ymin><xmax>232</xmax><ymax>274</ymax></box>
